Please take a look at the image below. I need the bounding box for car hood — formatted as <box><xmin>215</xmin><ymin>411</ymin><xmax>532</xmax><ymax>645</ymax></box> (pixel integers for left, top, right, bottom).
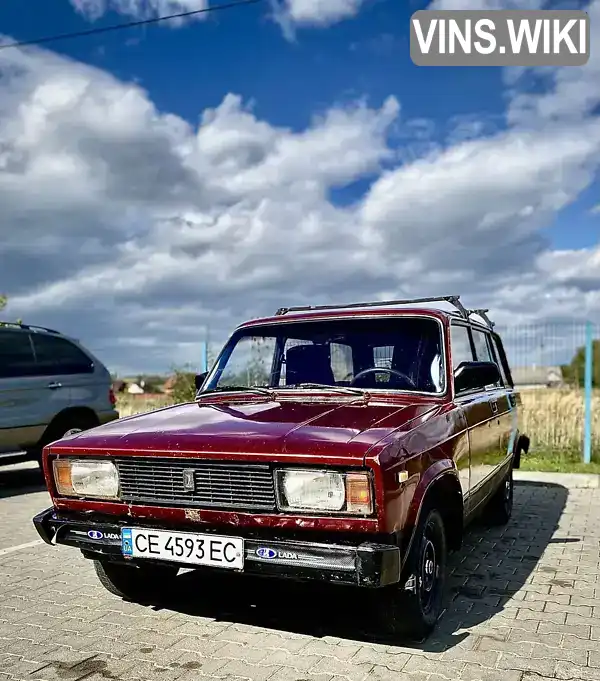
<box><xmin>55</xmin><ymin>396</ymin><xmax>439</xmax><ymax>463</ymax></box>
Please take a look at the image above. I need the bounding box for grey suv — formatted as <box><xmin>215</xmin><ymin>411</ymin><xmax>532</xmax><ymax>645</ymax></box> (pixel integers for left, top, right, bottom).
<box><xmin>0</xmin><ymin>322</ymin><xmax>118</xmax><ymax>466</ymax></box>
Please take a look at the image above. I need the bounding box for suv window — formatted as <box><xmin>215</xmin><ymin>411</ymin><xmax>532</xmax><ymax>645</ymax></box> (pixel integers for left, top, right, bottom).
<box><xmin>31</xmin><ymin>334</ymin><xmax>94</xmax><ymax>376</ymax></box>
<box><xmin>450</xmin><ymin>324</ymin><xmax>474</xmax><ymax>370</ymax></box>
<box><xmin>0</xmin><ymin>330</ymin><xmax>37</xmax><ymax>378</ymax></box>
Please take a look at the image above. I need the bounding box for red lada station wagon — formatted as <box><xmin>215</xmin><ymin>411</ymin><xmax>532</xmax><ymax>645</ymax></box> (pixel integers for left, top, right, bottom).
<box><xmin>33</xmin><ymin>295</ymin><xmax>529</xmax><ymax>639</ymax></box>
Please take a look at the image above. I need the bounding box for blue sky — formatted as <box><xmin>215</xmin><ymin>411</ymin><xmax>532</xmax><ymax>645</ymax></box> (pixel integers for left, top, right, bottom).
<box><xmin>0</xmin><ymin>0</ymin><xmax>599</xmax><ymax>373</ymax></box>
<box><xmin>6</xmin><ymin>0</ymin><xmax>595</xmax><ymax>248</ymax></box>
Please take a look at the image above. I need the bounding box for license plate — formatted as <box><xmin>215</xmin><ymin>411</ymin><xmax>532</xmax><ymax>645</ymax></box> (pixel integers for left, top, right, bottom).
<box><xmin>121</xmin><ymin>528</ymin><xmax>244</xmax><ymax>570</ymax></box>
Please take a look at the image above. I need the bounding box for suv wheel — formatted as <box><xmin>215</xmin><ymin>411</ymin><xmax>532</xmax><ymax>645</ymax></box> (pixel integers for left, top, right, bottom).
<box><xmin>377</xmin><ymin>505</ymin><xmax>447</xmax><ymax>641</ymax></box>
<box><xmin>484</xmin><ymin>466</ymin><xmax>513</xmax><ymax>525</ymax></box>
<box><xmin>94</xmin><ymin>560</ymin><xmax>179</xmax><ymax>602</ymax></box>
<box><xmin>29</xmin><ymin>413</ymin><xmax>99</xmax><ymax>469</ymax></box>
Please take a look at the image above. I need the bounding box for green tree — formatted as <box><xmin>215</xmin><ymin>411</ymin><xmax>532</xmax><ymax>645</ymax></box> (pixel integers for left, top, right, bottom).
<box><xmin>562</xmin><ymin>340</ymin><xmax>600</xmax><ymax>388</ymax></box>
<box><xmin>0</xmin><ymin>295</ymin><xmax>6</xmax><ymax>312</ymax></box>
<box><xmin>170</xmin><ymin>370</ymin><xmax>198</xmax><ymax>403</ymax></box>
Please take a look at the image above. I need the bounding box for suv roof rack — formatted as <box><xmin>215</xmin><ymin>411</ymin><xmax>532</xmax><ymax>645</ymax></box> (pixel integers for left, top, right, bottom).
<box><xmin>274</xmin><ymin>296</ymin><xmax>497</xmax><ymax>329</ymax></box>
<box><xmin>0</xmin><ymin>320</ymin><xmax>61</xmax><ymax>335</ymax></box>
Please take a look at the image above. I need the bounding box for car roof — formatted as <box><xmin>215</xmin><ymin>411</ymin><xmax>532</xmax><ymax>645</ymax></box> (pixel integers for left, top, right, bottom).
<box><xmin>0</xmin><ymin>321</ymin><xmax>62</xmax><ymax>335</ymax></box>
<box><xmin>0</xmin><ymin>322</ymin><xmax>82</xmax><ymax>344</ymax></box>
<box><xmin>235</xmin><ymin>305</ymin><xmax>497</xmax><ymax>337</ymax></box>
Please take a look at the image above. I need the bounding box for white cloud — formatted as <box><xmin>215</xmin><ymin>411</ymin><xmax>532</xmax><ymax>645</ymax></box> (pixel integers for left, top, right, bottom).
<box><xmin>70</xmin><ymin>0</ymin><xmax>208</xmax><ymax>23</ymax></box>
<box><xmin>506</xmin><ymin>2</ymin><xmax>600</xmax><ymax>127</ymax></box>
<box><xmin>274</xmin><ymin>0</ymin><xmax>368</xmax><ymax>27</ymax></box>
<box><xmin>428</xmin><ymin>0</ymin><xmax>543</xmax><ymax>9</ymax></box>
<box><xmin>1</xmin><ymin>3</ymin><xmax>600</xmax><ymax>373</ymax></box>
<box><xmin>68</xmin><ymin>0</ymin><xmax>369</xmax><ymax>34</ymax></box>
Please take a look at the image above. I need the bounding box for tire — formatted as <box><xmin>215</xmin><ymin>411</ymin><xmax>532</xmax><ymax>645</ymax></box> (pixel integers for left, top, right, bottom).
<box><xmin>94</xmin><ymin>560</ymin><xmax>179</xmax><ymax>601</ymax></box>
<box><xmin>484</xmin><ymin>465</ymin><xmax>513</xmax><ymax>526</ymax></box>
<box><xmin>378</xmin><ymin>506</ymin><xmax>448</xmax><ymax>641</ymax></box>
<box><xmin>28</xmin><ymin>412</ymin><xmax>99</xmax><ymax>469</ymax></box>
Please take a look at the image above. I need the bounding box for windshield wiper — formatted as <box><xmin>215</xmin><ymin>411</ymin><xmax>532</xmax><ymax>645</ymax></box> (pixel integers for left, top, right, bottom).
<box><xmin>196</xmin><ymin>386</ymin><xmax>275</xmax><ymax>400</ymax></box>
<box><xmin>284</xmin><ymin>383</ymin><xmax>365</xmax><ymax>395</ymax></box>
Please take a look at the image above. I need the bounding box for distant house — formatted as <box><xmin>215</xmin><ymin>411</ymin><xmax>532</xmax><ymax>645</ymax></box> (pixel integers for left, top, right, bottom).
<box><xmin>511</xmin><ymin>366</ymin><xmax>564</xmax><ymax>390</ymax></box>
<box><xmin>127</xmin><ymin>382</ymin><xmax>145</xmax><ymax>395</ymax></box>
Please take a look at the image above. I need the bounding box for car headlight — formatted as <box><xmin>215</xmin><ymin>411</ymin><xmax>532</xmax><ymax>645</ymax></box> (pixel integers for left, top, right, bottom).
<box><xmin>275</xmin><ymin>469</ymin><xmax>373</xmax><ymax>514</ymax></box>
<box><xmin>53</xmin><ymin>459</ymin><xmax>120</xmax><ymax>499</ymax></box>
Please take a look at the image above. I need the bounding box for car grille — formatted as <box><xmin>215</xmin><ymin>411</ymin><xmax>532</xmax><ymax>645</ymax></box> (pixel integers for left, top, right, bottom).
<box><xmin>115</xmin><ymin>458</ymin><xmax>277</xmax><ymax>511</ymax></box>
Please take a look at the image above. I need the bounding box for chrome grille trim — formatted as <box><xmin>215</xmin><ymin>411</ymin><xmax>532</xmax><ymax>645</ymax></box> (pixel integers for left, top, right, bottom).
<box><xmin>115</xmin><ymin>457</ymin><xmax>277</xmax><ymax>511</ymax></box>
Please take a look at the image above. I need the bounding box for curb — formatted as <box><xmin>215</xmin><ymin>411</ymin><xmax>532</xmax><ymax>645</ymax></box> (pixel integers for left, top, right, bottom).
<box><xmin>514</xmin><ymin>470</ymin><xmax>600</xmax><ymax>488</ymax></box>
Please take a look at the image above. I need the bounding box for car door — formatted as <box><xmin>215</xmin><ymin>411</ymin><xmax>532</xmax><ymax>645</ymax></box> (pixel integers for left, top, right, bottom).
<box><xmin>450</xmin><ymin>322</ymin><xmax>498</xmax><ymax>516</ymax></box>
<box><xmin>0</xmin><ymin>329</ymin><xmax>49</xmax><ymax>453</ymax></box>
<box><xmin>470</xmin><ymin>327</ymin><xmax>511</xmax><ymax>494</ymax></box>
<box><xmin>489</xmin><ymin>332</ymin><xmax>520</xmax><ymax>470</ymax></box>
<box><xmin>448</xmin><ymin>322</ymin><xmax>476</xmax><ymax>503</ymax></box>
<box><xmin>29</xmin><ymin>333</ymin><xmax>97</xmax><ymax>415</ymax></box>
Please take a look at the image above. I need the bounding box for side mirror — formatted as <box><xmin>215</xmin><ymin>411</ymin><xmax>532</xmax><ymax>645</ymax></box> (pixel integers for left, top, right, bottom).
<box><xmin>454</xmin><ymin>361</ymin><xmax>501</xmax><ymax>393</ymax></box>
<box><xmin>194</xmin><ymin>372</ymin><xmax>208</xmax><ymax>391</ymax></box>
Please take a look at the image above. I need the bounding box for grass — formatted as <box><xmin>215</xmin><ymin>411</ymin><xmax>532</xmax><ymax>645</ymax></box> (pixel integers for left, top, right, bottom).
<box><xmin>519</xmin><ymin>388</ymin><xmax>600</xmax><ymax>473</ymax></box>
<box><xmin>116</xmin><ymin>387</ymin><xmax>600</xmax><ymax>474</ymax></box>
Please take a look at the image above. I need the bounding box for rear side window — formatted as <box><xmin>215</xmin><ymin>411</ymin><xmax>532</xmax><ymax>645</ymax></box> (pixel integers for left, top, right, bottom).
<box><xmin>490</xmin><ymin>334</ymin><xmax>512</xmax><ymax>386</ymax></box>
<box><xmin>450</xmin><ymin>324</ymin><xmax>474</xmax><ymax>369</ymax></box>
<box><xmin>0</xmin><ymin>330</ymin><xmax>37</xmax><ymax>378</ymax></box>
<box><xmin>31</xmin><ymin>334</ymin><xmax>94</xmax><ymax>376</ymax></box>
<box><xmin>471</xmin><ymin>329</ymin><xmax>493</xmax><ymax>363</ymax></box>
<box><xmin>471</xmin><ymin>329</ymin><xmax>502</xmax><ymax>387</ymax></box>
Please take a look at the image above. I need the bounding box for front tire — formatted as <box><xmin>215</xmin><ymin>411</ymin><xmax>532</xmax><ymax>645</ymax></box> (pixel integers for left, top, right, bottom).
<box><xmin>378</xmin><ymin>506</ymin><xmax>448</xmax><ymax>641</ymax></box>
<box><xmin>94</xmin><ymin>560</ymin><xmax>179</xmax><ymax>602</ymax></box>
<box><xmin>29</xmin><ymin>413</ymin><xmax>99</xmax><ymax>469</ymax></box>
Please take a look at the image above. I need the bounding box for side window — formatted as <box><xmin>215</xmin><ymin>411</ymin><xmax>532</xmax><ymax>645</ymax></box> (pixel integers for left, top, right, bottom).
<box><xmin>471</xmin><ymin>329</ymin><xmax>502</xmax><ymax>386</ymax></box>
<box><xmin>490</xmin><ymin>335</ymin><xmax>511</xmax><ymax>386</ymax></box>
<box><xmin>450</xmin><ymin>324</ymin><xmax>474</xmax><ymax>370</ymax></box>
<box><xmin>330</xmin><ymin>343</ymin><xmax>353</xmax><ymax>383</ymax></box>
<box><xmin>471</xmin><ymin>329</ymin><xmax>493</xmax><ymax>362</ymax></box>
<box><xmin>31</xmin><ymin>334</ymin><xmax>94</xmax><ymax>376</ymax></box>
<box><xmin>0</xmin><ymin>331</ymin><xmax>37</xmax><ymax>378</ymax></box>
<box><xmin>373</xmin><ymin>346</ymin><xmax>393</xmax><ymax>370</ymax></box>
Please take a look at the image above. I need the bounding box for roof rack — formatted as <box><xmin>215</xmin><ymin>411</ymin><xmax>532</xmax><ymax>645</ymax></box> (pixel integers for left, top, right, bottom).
<box><xmin>467</xmin><ymin>308</ymin><xmax>495</xmax><ymax>330</ymax></box>
<box><xmin>0</xmin><ymin>321</ymin><xmax>61</xmax><ymax>335</ymax></box>
<box><xmin>274</xmin><ymin>296</ymin><xmax>497</xmax><ymax>330</ymax></box>
<box><xmin>275</xmin><ymin>295</ymin><xmax>470</xmax><ymax>318</ymax></box>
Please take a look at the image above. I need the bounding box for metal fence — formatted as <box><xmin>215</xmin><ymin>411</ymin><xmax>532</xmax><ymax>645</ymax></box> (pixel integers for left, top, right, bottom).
<box><xmin>495</xmin><ymin>322</ymin><xmax>599</xmax><ymax>463</ymax></box>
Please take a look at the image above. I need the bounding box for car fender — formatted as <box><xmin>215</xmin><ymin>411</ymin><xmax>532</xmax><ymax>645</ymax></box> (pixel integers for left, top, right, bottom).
<box><xmin>402</xmin><ymin>458</ymin><xmax>463</xmax><ymax>565</ymax></box>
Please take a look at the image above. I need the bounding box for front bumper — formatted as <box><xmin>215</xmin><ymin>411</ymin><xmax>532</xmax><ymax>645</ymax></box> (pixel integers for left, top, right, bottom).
<box><xmin>33</xmin><ymin>507</ymin><xmax>401</xmax><ymax>588</ymax></box>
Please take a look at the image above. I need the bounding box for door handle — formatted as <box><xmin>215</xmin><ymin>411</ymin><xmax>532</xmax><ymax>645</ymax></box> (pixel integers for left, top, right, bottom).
<box><xmin>491</xmin><ymin>400</ymin><xmax>498</xmax><ymax>415</ymax></box>
<box><xmin>47</xmin><ymin>382</ymin><xmax>62</xmax><ymax>390</ymax></box>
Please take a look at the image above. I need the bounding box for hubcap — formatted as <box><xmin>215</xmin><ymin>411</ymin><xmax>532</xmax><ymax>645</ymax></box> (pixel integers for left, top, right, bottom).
<box><xmin>421</xmin><ymin>539</ymin><xmax>436</xmax><ymax>594</ymax></box>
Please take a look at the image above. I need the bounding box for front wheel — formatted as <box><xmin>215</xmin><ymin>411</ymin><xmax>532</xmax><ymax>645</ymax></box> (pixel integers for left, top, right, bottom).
<box><xmin>377</xmin><ymin>506</ymin><xmax>448</xmax><ymax>641</ymax></box>
<box><xmin>94</xmin><ymin>560</ymin><xmax>179</xmax><ymax>602</ymax></box>
<box><xmin>29</xmin><ymin>414</ymin><xmax>99</xmax><ymax>470</ymax></box>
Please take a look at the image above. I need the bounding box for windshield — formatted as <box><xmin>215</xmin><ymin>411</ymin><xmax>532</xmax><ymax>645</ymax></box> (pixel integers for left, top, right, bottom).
<box><xmin>203</xmin><ymin>316</ymin><xmax>446</xmax><ymax>395</ymax></box>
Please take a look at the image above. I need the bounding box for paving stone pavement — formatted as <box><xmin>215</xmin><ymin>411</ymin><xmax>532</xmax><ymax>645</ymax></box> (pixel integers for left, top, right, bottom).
<box><xmin>1</xmin><ymin>461</ymin><xmax>600</xmax><ymax>681</ymax></box>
